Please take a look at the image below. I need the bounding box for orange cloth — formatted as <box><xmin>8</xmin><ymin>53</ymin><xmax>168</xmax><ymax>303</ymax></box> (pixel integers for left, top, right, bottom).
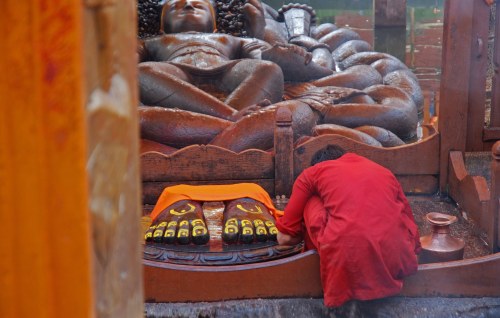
<box><xmin>150</xmin><ymin>183</ymin><xmax>283</xmax><ymax>221</ymax></box>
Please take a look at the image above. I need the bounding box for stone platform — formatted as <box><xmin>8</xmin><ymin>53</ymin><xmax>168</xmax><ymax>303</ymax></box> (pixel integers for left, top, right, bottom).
<box><xmin>144</xmin><ymin>194</ymin><xmax>499</xmax><ymax>317</ymax></box>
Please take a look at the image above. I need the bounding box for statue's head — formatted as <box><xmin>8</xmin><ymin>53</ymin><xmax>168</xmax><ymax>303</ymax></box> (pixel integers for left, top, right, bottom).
<box><xmin>161</xmin><ymin>0</ymin><xmax>217</xmax><ymax>34</ymax></box>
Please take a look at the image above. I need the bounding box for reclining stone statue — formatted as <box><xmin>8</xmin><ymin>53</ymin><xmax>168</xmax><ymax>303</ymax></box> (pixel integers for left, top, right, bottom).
<box><xmin>139</xmin><ymin>0</ymin><xmax>423</xmax><ymax>154</ymax></box>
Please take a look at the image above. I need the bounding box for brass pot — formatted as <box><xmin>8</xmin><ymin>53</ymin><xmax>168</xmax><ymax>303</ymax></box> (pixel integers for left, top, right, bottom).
<box><xmin>419</xmin><ymin>212</ymin><xmax>465</xmax><ymax>264</ymax></box>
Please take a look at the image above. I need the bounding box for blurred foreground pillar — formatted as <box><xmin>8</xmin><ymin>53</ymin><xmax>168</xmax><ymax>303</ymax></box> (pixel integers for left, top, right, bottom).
<box><xmin>0</xmin><ymin>0</ymin><xmax>143</xmax><ymax>317</ymax></box>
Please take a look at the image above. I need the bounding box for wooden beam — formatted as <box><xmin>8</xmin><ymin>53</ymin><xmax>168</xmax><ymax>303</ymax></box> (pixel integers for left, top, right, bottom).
<box><xmin>274</xmin><ymin>106</ymin><xmax>294</xmax><ymax>197</ymax></box>
<box><xmin>0</xmin><ymin>0</ymin><xmax>143</xmax><ymax>317</ymax></box>
<box><xmin>0</xmin><ymin>1</ymin><xmax>93</xmax><ymax>317</ymax></box>
<box><xmin>438</xmin><ymin>0</ymin><xmax>475</xmax><ymax>193</ymax></box>
<box><xmin>466</xmin><ymin>1</ymin><xmax>491</xmax><ymax>151</ymax></box>
<box><xmin>84</xmin><ymin>0</ymin><xmax>144</xmax><ymax>316</ymax></box>
<box><xmin>490</xmin><ymin>4</ymin><xmax>500</xmax><ymax>128</ymax></box>
<box><xmin>490</xmin><ymin>142</ymin><xmax>500</xmax><ymax>251</ymax></box>
<box><xmin>483</xmin><ymin>127</ymin><xmax>500</xmax><ymax>141</ymax></box>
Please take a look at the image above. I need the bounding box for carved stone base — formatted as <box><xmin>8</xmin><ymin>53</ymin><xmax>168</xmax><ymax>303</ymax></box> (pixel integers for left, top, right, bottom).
<box><xmin>143</xmin><ymin>241</ymin><xmax>303</xmax><ymax>266</ymax></box>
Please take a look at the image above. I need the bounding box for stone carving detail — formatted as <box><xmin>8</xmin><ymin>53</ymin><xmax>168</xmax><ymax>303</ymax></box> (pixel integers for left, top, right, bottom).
<box><xmin>144</xmin><ymin>241</ymin><xmax>303</xmax><ymax>265</ymax></box>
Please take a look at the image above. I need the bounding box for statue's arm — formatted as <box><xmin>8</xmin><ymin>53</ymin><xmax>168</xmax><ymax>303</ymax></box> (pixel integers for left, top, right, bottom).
<box><xmin>240</xmin><ymin>38</ymin><xmax>272</xmax><ymax>59</ymax></box>
<box><xmin>262</xmin><ymin>18</ymin><xmax>288</xmax><ymax>44</ymax></box>
<box><xmin>260</xmin><ymin>2</ymin><xmax>288</xmax><ymax>44</ymax></box>
<box><xmin>242</xmin><ymin>0</ymin><xmax>266</xmax><ymax>40</ymax></box>
<box><xmin>243</xmin><ymin>1</ymin><xmax>297</xmax><ymax>45</ymax></box>
<box><xmin>289</xmin><ymin>35</ymin><xmax>330</xmax><ymax>52</ymax></box>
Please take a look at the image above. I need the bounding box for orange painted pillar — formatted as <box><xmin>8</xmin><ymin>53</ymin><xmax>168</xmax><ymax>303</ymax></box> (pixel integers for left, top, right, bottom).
<box><xmin>0</xmin><ymin>1</ymin><xmax>93</xmax><ymax>317</ymax></box>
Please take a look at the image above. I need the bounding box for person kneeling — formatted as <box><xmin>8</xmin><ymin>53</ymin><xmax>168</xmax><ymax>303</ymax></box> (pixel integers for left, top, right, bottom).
<box><xmin>276</xmin><ymin>145</ymin><xmax>421</xmax><ymax>307</ymax></box>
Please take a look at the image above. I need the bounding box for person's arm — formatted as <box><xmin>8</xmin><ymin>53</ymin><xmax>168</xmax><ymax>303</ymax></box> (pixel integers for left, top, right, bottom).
<box><xmin>275</xmin><ymin>168</ymin><xmax>316</xmax><ymax>239</ymax></box>
<box><xmin>277</xmin><ymin>231</ymin><xmax>303</xmax><ymax>246</ymax></box>
<box><xmin>394</xmin><ymin>178</ymin><xmax>422</xmax><ymax>254</ymax></box>
<box><xmin>240</xmin><ymin>38</ymin><xmax>272</xmax><ymax>59</ymax></box>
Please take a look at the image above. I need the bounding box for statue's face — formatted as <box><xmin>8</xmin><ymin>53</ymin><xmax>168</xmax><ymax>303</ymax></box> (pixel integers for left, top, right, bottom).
<box><xmin>162</xmin><ymin>0</ymin><xmax>216</xmax><ymax>34</ymax></box>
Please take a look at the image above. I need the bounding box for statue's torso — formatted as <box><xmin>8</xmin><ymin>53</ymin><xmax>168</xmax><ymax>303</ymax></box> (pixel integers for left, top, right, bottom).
<box><xmin>145</xmin><ymin>33</ymin><xmax>242</xmax><ymax>69</ymax></box>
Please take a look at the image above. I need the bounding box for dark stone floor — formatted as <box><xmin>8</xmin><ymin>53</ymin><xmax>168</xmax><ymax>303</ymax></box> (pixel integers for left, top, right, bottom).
<box><xmin>408</xmin><ymin>194</ymin><xmax>490</xmax><ymax>259</ymax></box>
<box><xmin>145</xmin><ymin>297</ymin><xmax>500</xmax><ymax>318</ymax></box>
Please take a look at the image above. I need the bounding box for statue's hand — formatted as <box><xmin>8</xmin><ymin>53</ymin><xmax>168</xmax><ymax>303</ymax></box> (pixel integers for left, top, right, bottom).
<box><xmin>229</xmin><ymin>99</ymin><xmax>271</xmax><ymax>121</ymax></box>
<box><xmin>265</xmin><ymin>43</ymin><xmax>312</xmax><ymax>65</ymax></box>
<box><xmin>262</xmin><ymin>44</ymin><xmax>333</xmax><ymax>81</ymax></box>
<box><xmin>144</xmin><ymin>200</ymin><xmax>210</xmax><ymax>245</ymax></box>
<box><xmin>222</xmin><ymin>198</ymin><xmax>278</xmax><ymax>244</ymax></box>
<box><xmin>289</xmin><ymin>35</ymin><xmax>331</xmax><ymax>53</ymax></box>
<box><xmin>243</xmin><ymin>0</ymin><xmax>266</xmax><ymax>39</ymax></box>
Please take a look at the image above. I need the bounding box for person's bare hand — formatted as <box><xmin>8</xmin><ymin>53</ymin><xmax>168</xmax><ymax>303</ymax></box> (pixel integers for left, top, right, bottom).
<box><xmin>484</xmin><ymin>0</ymin><xmax>495</xmax><ymax>5</ymax></box>
<box><xmin>277</xmin><ymin>231</ymin><xmax>302</xmax><ymax>246</ymax></box>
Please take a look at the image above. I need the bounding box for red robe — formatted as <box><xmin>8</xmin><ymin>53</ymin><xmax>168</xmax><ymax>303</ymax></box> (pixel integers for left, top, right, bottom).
<box><xmin>276</xmin><ymin>153</ymin><xmax>421</xmax><ymax>307</ymax></box>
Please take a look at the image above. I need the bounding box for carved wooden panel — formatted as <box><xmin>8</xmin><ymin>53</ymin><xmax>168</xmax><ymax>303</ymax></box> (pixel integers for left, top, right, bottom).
<box><xmin>141</xmin><ymin>145</ymin><xmax>274</xmax><ymax>182</ymax></box>
<box><xmin>294</xmin><ymin>126</ymin><xmax>439</xmax><ymax>176</ymax></box>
